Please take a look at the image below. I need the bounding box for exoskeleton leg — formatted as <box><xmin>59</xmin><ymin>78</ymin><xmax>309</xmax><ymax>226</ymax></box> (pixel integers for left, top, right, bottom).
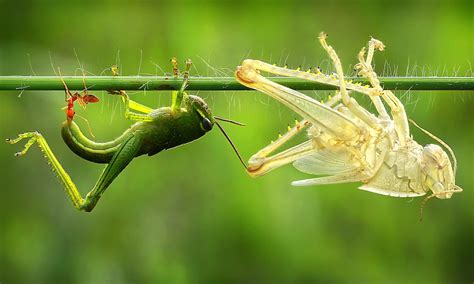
<box><xmin>6</xmin><ymin>131</ymin><xmax>142</xmax><ymax>212</ymax></box>
<box><xmin>235</xmin><ymin>35</ymin><xmax>388</xmax><ymax>179</ymax></box>
<box><xmin>354</xmin><ymin>39</ymin><xmax>410</xmax><ymax>146</ymax></box>
<box><xmin>236</xmin><ymin>34</ymin><xmax>383</xmax><ymax>135</ymax></box>
<box><xmin>247</xmin><ymin>120</ymin><xmax>313</xmax><ymax>176</ymax></box>
<box><xmin>237</xmin><ymin>61</ymin><xmax>364</xmax><ymax>141</ymax></box>
<box><xmin>360</xmin><ymin>38</ymin><xmax>389</xmax><ymax>119</ymax></box>
<box><xmin>318</xmin><ymin>33</ymin><xmax>383</xmax><ymax>132</ymax></box>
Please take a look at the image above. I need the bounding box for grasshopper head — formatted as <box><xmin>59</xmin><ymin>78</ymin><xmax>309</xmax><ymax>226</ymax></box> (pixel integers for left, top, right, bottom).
<box><xmin>422</xmin><ymin>144</ymin><xmax>462</xmax><ymax>199</ymax></box>
<box><xmin>189</xmin><ymin>95</ymin><xmax>215</xmax><ymax>132</ymax></box>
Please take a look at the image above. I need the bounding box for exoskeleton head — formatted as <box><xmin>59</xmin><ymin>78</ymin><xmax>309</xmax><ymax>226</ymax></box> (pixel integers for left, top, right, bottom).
<box><xmin>421</xmin><ymin>144</ymin><xmax>462</xmax><ymax>199</ymax></box>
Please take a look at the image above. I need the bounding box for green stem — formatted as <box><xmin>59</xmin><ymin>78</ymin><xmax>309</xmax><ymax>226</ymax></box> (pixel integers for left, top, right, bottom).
<box><xmin>0</xmin><ymin>76</ymin><xmax>473</xmax><ymax>91</ymax></box>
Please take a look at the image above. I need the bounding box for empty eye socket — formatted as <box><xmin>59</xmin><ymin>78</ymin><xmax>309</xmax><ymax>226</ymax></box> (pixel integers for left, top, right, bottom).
<box><xmin>202</xmin><ymin>117</ymin><xmax>213</xmax><ymax>131</ymax></box>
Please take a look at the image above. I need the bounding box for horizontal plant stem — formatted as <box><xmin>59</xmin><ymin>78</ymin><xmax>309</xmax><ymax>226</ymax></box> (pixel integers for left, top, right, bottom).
<box><xmin>0</xmin><ymin>76</ymin><xmax>473</xmax><ymax>91</ymax></box>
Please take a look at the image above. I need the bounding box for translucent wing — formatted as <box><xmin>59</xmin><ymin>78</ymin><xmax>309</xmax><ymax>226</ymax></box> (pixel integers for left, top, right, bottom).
<box><xmin>293</xmin><ymin>148</ymin><xmax>357</xmax><ymax>175</ymax></box>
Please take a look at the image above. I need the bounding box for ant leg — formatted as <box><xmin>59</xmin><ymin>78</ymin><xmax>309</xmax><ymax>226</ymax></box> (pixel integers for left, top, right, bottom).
<box><xmin>58</xmin><ymin>68</ymin><xmax>79</xmax><ymax>121</ymax></box>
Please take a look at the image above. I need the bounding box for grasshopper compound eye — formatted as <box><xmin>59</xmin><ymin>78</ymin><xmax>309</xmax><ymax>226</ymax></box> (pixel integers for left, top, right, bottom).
<box><xmin>201</xmin><ymin>117</ymin><xmax>213</xmax><ymax>131</ymax></box>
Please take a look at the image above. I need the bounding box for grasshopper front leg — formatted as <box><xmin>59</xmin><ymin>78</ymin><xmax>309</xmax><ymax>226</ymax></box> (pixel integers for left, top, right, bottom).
<box><xmin>108</xmin><ymin>65</ymin><xmax>154</xmax><ymax>122</ymax></box>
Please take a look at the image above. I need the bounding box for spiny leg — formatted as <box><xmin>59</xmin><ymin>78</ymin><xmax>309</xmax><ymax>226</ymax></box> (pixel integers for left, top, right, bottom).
<box><xmin>237</xmin><ymin>59</ymin><xmax>378</xmax><ymax>179</ymax></box>
<box><xmin>107</xmin><ymin>64</ymin><xmax>155</xmax><ymax>121</ymax></box>
<box><xmin>248</xmin><ymin>139</ymin><xmax>317</xmax><ymax>177</ymax></box>
<box><xmin>125</xmin><ymin>98</ymin><xmax>154</xmax><ymax>114</ymax></box>
<box><xmin>81</xmin><ymin>134</ymin><xmax>142</xmax><ymax>211</ymax></box>
<box><xmin>235</xmin><ymin>35</ymin><xmax>384</xmax><ymax>176</ymax></box>
<box><xmin>118</xmin><ymin>58</ymin><xmax>193</xmax><ymax>120</ymax></box>
<box><xmin>249</xmin><ymin>91</ymin><xmax>341</xmax><ymax>161</ymax></box>
<box><xmin>6</xmin><ymin>132</ymin><xmax>84</xmax><ymax>209</ymax></box>
<box><xmin>247</xmin><ymin>92</ymin><xmax>343</xmax><ymax>175</ymax></box>
<box><xmin>121</xmin><ymin>92</ymin><xmax>154</xmax><ymax>122</ymax></box>
<box><xmin>7</xmin><ymin>132</ymin><xmax>141</xmax><ymax>212</ymax></box>
<box><xmin>354</xmin><ymin>40</ymin><xmax>410</xmax><ymax>146</ymax></box>
<box><xmin>237</xmin><ymin>59</ymin><xmax>377</xmax><ymax>96</ymax></box>
<box><xmin>358</xmin><ymin>38</ymin><xmax>390</xmax><ymax>119</ymax></box>
<box><xmin>248</xmin><ymin>119</ymin><xmax>310</xmax><ymax>174</ymax></box>
<box><xmin>236</xmin><ymin>35</ymin><xmax>382</xmax><ymax>137</ymax></box>
<box><xmin>318</xmin><ymin>33</ymin><xmax>382</xmax><ymax>132</ymax></box>
<box><xmin>237</xmin><ymin>62</ymin><xmax>363</xmax><ymax>140</ymax></box>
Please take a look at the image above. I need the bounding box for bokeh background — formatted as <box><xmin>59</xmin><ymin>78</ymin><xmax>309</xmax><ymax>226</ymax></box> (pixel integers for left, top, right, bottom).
<box><xmin>0</xmin><ymin>0</ymin><xmax>472</xmax><ymax>283</ymax></box>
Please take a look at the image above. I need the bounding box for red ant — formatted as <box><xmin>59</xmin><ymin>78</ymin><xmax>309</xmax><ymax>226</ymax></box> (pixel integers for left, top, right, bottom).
<box><xmin>58</xmin><ymin>68</ymin><xmax>99</xmax><ymax>121</ymax></box>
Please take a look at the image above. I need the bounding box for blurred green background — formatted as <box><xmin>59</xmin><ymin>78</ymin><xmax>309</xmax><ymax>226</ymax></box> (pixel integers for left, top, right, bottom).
<box><xmin>1</xmin><ymin>0</ymin><xmax>473</xmax><ymax>283</ymax></box>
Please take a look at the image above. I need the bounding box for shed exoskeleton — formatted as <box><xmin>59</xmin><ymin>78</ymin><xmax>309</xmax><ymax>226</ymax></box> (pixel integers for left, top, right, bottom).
<box><xmin>235</xmin><ymin>33</ymin><xmax>462</xmax><ymax>205</ymax></box>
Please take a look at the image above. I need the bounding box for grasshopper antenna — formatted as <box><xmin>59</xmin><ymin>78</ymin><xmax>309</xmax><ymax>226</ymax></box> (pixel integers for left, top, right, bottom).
<box><xmin>409</xmin><ymin>119</ymin><xmax>457</xmax><ymax>176</ymax></box>
<box><xmin>215</xmin><ymin>116</ymin><xmax>245</xmax><ymax>126</ymax></box>
<box><xmin>215</xmin><ymin>120</ymin><xmax>247</xmax><ymax>169</ymax></box>
<box><xmin>419</xmin><ymin>194</ymin><xmax>436</xmax><ymax>222</ymax></box>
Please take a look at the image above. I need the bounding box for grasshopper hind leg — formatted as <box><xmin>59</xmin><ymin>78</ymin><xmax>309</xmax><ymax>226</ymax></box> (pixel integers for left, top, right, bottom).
<box><xmin>7</xmin><ymin>131</ymin><xmax>142</xmax><ymax>212</ymax></box>
<box><xmin>81</xmin><ymin>134</ymin><xmax>142</xmax><ymax>211</ymax></box>
<box><xmin>6</xmin><ymin>132</ymin><xmax>84</xmax><ymax>209</ymax></box>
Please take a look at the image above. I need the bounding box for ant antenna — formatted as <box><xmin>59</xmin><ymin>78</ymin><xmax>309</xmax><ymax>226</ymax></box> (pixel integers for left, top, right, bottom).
<box><xmin>215</xmin><ymin>121</ymin><xmax>247</xmax><ymax>169</ymax></box>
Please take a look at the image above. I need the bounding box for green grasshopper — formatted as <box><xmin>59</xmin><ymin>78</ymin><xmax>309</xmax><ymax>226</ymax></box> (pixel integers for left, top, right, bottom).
<box><xmin>7</xmin><ymin>59</ymin><xmax>245</xmax><ymax>212</ymax></box>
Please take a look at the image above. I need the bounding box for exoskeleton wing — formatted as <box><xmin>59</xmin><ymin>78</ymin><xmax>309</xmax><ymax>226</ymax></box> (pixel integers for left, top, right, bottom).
<box><xmin>293</xmin><ymin>148</ymin><xmax>359</xmax><ymax>176</ymax></box>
